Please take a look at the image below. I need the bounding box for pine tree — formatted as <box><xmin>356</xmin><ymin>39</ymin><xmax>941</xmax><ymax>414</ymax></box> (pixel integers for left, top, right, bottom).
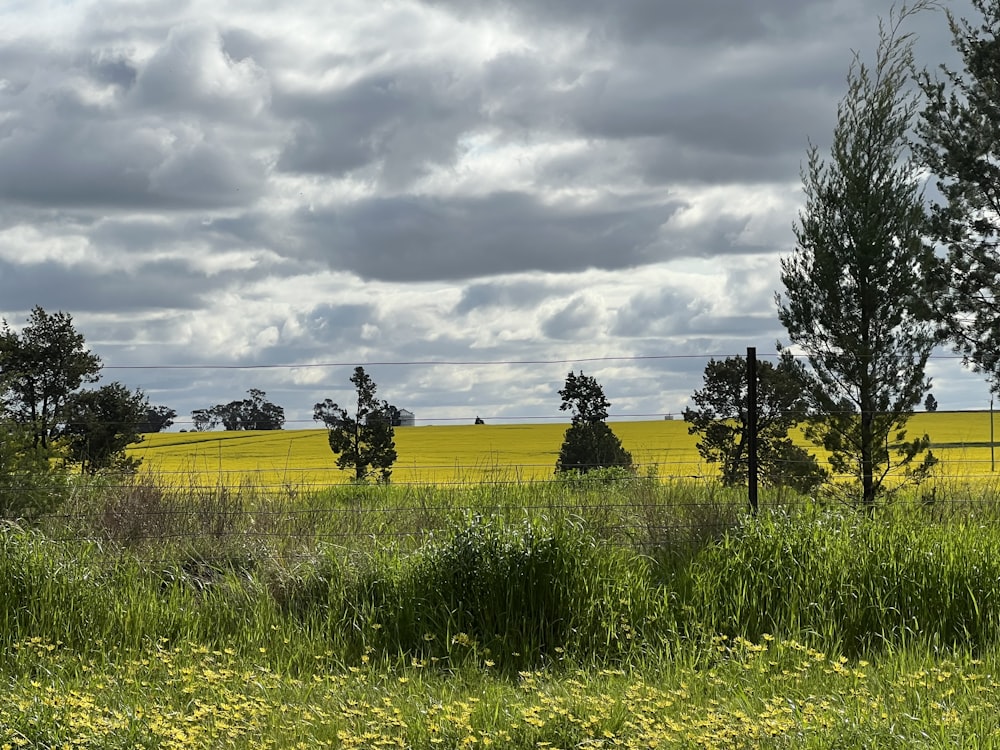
<box><xmin>917</xmin><ymin>0</ymin><xmax>1000</xmax><ymax>385</ymax></box>
<box><xmin>555</xmin><ymin>371</ymin><xmax>632</xmax><ymax>475</ymax></box>
<box><xmin>776</xmin><ymin>6</ymin><xmax>937</xmax><ymax>504</ymax></box>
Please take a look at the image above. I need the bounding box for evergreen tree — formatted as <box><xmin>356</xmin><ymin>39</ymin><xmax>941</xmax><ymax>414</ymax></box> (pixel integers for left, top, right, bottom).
<box><xmin>917</xmin><ymin>0</ymin><xmax>1000</xmax><ymax>384</ymax></box>
<box><xmin>555</xmin><ymin>371</ymin><xmax>632</xmax><ymax>474</ymax></box>
<box><xmin>776</xmin><ymin>7</ymin><xmax>937</xmax><ymax>504</ymax></box>
<box><xmin>684</xmin><ymin>352</ymin><xmax>826</xmax><ymax>494</ymax></box>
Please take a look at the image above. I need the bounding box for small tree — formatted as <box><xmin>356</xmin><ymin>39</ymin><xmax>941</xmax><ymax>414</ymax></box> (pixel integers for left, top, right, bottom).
<box><xmin>313</xmin><ymin>367</ymin><xmax>397</xmax><ymax>483</ymax></box>
<box><xmin>555</xmin><ymin>371</ymin><xmax>632</xmax><ymax>474</ymax></box>
<box><xmin>924</xmin><ymin>393</ymin><xmax>939</xmax><ymax>412</ymax></box>
<box><xmin>191</xmin><ymin>408</ymin><xmax>217</xmax><ymax>432</ymax></box>
<box><xmin>60</xmin><ymin>382</ymin><xmax>149</xmax><ymax>474</ymax></box>
<box><xmin>684</xmin><ymin>352</ymin><xmax>826</xmax><ymax>494</ymax></box>
<box><xmin>0</xmin><ymin>306</ymin><xmax>102</xmax><ymax>448</ymax></box>
<box><xmin>137</xmin><ymin>405</ymin><xmax>177</xmax><ymax>433</ymax></box>
<box><xmin>0</xmin><ymin>418</ymin><xmax>67</xmax><ymax>520</ymax></box>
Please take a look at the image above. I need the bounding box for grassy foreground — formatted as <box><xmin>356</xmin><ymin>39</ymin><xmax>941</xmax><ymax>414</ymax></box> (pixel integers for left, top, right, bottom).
<box><xmin>8</xmin><ymin>479</ymin><xmax>1000</xmax><ymax>747</ymax></box>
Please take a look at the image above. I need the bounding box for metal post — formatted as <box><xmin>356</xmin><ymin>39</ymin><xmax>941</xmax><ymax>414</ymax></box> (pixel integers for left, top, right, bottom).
<box><xmin>747</xmin><ymin>347</ymin><xmax>759</xmax><ymax>516</ymax></box>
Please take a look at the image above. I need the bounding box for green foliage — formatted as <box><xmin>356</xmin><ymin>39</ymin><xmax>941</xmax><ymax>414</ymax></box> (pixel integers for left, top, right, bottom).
<box><xmin>555</xmin><ymin>371</ymin><xmax>632</xmax><ymax>474</ymax></box>
<box><xmin>60</xmin><ymin>382</ymin><xmax>149</xmax><ymax>475</ymax></box>
<box><xmin>313</xmin><ymin>367</ymin><xmax>397</xmax><ymax>483</ymax></box>
<box><xmin>307</xmin><ymin>515</ymin><xmax>657</xmax><ymax>672</ymax></box>
<box><xmin>0</xmin><ymin>420</ymin><xmax>67</xmax><ymax>520</ymax></box>
<box><xmin>684</xmin><ymin>352</ymin><xmax>826</xmax><ymax>494</ymax></box>
<box><xmin>193</xmin><ymin>388</ymin><xmax>285</xmax><ymax>431</ymax></box>
<box><xmin>137</xmin><ymin>405</ymin><xmax>177</xmax><ymax>433</ymax></box>
<box><xmin>776</xmin><ymin>8</ymin><xmax>938</xmax><ymax>504</ymax></box>
<box><xmin>0</xmin><ymin>306</ymin><xmax>101</xmax><ymax>449</ymax></box>
<box><xmin>917</xmin><ymin>0</ymin><xmax>1000</xmax><ymax>385</ymax></box>
<box><xmin>11</xmin><ymin>494</ymin><xmax>1000</xmax><ymax>671</ymax></box>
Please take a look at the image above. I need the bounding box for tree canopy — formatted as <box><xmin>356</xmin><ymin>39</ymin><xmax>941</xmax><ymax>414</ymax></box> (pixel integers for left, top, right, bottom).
<box><xmin>684</xmin><ymin>352</ymin><xmax>826</xmax><ymax>494</ymax></box>
<box><xmin>0</xmin><ymin>306</ymin><xmax>101</xmax><ymax>448</ymax></box>
<box><xmin>137</xmin><ymin>405</ymin><xmax>177</xmax><ymax>434</ymax></box>
<box><xmin>917</xmin><ymin>0</ymin><xmax>1000</xmax><ymax>387</ymax></box>
<box><xmin>60</xmin><ymin>382</ymin><xmax>149</xmax><ymax>474</ymax></box>
<box><xmin>191</xmin><ymin>389</ymin><xmax>285</xmax><ymax>431</ymax></box>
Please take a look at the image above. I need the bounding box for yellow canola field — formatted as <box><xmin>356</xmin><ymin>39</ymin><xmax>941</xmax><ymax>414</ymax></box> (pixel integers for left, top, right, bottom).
<box><xmin>129</xmin><ymin>421</ymin><xmax>704</xmax><ymax>488</ymax></box>
<box><xmin>128</xmin><ymin>412</ymin><xmax>1000</xmax><ymax>488</ymax></box>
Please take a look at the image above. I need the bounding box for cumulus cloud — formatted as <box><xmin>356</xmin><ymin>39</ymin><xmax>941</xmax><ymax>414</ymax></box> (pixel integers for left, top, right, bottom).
<box><xmin>0</xmin><ymin>0</ymin><xmax>986</xmax><ymax>424</ymax></box>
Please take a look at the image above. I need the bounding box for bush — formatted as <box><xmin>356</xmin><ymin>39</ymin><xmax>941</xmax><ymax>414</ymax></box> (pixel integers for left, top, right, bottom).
<box><xmin>338</xmin><ymin>516</ymin><xmax>659</xmax><ymax>671</ymax></box>
<box><xmin>0</xmin><ymin>422</ymin><xmax>67</xmax><ymax>521</ymax></box>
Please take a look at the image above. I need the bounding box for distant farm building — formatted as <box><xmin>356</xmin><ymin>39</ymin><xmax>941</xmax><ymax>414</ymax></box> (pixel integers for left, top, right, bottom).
<box><xmin>398</xmin><ymin>408</ymin><xmax>415</xmax><ymax>427</ymax></box>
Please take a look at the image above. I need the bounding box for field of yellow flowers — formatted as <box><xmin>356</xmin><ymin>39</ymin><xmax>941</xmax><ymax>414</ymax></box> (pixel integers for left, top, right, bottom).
<box><xmin>130</xmin><ymin>410</ymin><xmax>1000</xmax><ymax>487</ymax></box>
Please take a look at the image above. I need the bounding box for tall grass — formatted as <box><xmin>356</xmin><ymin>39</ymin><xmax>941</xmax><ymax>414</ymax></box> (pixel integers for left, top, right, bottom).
<box><xmin>676</xmin><ymin>507</ymin><xmax>1000</xmax><ymax>655</ymax></box>
<box><xmin>6</xmin><ymin>477</ymin><xmax>1000</xmax><ymax>673</ymax></box>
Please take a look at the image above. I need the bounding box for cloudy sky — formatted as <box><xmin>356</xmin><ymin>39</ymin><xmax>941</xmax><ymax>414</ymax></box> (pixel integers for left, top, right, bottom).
<box><xmin>0</xmin><ymin>0</ymin><xmax>988</xmax><ymax>429</ymax></box>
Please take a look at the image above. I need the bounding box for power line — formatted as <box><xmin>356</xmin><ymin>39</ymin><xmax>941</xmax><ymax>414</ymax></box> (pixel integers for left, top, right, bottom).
<box><xmin>102</xmin><ymin>353</ymin><xmax>731</xmax><ymax>370</ymax></box>
<box><xmin>102</xmin><ymin>352</ymin><xmax>971</xmax><ymax>371</ymax></box>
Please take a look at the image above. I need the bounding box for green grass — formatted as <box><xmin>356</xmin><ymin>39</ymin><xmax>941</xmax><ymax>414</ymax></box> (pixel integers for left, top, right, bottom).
<box><xmin>9</xmin><ymin>478</ymin><xmax>1000</xmax><ymax>746</ymax></box>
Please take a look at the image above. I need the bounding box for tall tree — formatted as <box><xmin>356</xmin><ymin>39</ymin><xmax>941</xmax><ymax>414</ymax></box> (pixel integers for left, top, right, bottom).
<box><xmin>313</xmin><ymin>367</ymin><xmax>397</xmax><ymax>483</ymax></box>
<box><xmin>0</xmin><ymin>306</ymin><xmax>102</xmax><ymax>448</ymax></box>
<box><xmin>555</xmin><ymin>371</ymin><xmax>632</xmax><ymax>474</ymax></box>
<box><xmin>916</xmin><ymin>0</ymin><xmax>1000</xmax><ymax>384</ymax></box>
<box><xmin>60</xmin><ymin>382</ymin><xmax>149</xmax><ymax>474</ymax></box>
<box><xmin>684</xmin><ymin>352</ymin><xmax>826</xmax><ymax>494</ymax></box>
<box><xmin>776</xmin><ymin>7</ymin><xmax>938</xmax><ymax>505</ymax></box>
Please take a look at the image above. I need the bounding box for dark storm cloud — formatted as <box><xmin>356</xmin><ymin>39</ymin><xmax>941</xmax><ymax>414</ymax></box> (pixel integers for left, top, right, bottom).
<box><xmin>130</xmin><ymin>23</ymin><xmax>268</xmax><ymax>119</ymax></box>
<box><xmin>474</xmin><ymin>32</ymin><xmax>850</xmax><ymax>191</ymax></box>
<box><xmin>612</xmin><ymin>288</ymin><xmax>709</xmax><ymax>338</ymax></box>
<box><xmin>294</xmin><ymin>192</ymin><xmax>678</xmax><ymax>281</ymax></box>
<box><xmin>540</xmin><ymin>295</ymin><xmax>603</xmax><ymax>340</ymax></box>
<box><xmin>0</xmin><ymin>22</ymin><xmax>268</xmax><ymax>210</ymax></box>
<box><xmin>303</xmin><ymin>303</ymin><xmax>378</xmax><ymax>345</ymax></box>
<box><xmin>0</xmin><ymin>119</ymin><xmax>261</xmax><ymax>211</ymax></box>
<box><xmin>613</xmin><ymin>285</ymin><xmax>786</xmax><ymax>341</ymax></box>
